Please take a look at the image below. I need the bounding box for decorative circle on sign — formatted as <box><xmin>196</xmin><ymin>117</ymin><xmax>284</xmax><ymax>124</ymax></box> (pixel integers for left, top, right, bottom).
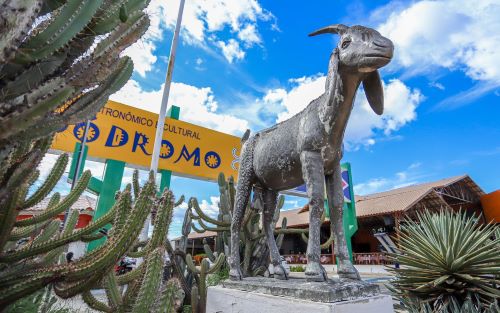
<box><xmin>73</xmin><ymin>122</ymin><xmax>100</xmax><ymax>143</ymax></box>
<box><xmin>205</xmin><ymin>151</ymin><xmax>221</xmax><ymax>169</ymax></box>
<box><xmin>160</xmin><ymin>140</ymin><xmax>174</xmax><ymax>159</ymax></box>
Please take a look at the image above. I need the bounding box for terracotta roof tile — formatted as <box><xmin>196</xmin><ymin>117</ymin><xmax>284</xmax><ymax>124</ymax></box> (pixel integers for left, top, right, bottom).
<box><xmin>354</xmin><ymin>175</ymin><xmax>478</xmax><ymax>217</ymax></box>
<box><xmin>23</xmin><ymin>195</ymin><xmax>96</xmax><ymax>214</ymax></box>
<box><xmin>187</xmin><ymin>231</ymin><xmax>217</xmax><ymax>240</ymax></box>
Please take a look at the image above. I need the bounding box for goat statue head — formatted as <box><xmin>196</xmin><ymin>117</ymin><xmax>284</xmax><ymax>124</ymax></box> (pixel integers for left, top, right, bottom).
<box><xmin>310</xmin><ymin>24</ymin><xmax>394</xmax><ymax>115</ymax></box>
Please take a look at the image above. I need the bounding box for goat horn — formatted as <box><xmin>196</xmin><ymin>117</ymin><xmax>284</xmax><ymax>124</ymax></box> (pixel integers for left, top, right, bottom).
<box><xmin>309</xmin><ymin>24</ymin><xmax>348</xmax><ymax>37</ymax></box>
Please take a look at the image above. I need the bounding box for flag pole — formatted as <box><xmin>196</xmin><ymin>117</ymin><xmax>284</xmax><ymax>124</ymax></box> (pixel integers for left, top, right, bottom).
<box><xmin>140</xmin><ymin>0</ymin><xmax>185</xmax><ymax>243</ymax></box>
<box><xmin>150</xmin><ymin>0</ymin><xmax>185</xmax><ymax>176</ymax></box>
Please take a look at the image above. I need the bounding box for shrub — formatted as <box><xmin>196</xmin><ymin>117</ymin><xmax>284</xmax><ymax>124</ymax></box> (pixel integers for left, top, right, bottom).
<box><xmin>389</xmin><ymin>210</ymin><xmax>500</xmax><ymax>311</ymax></box>
<box><xmin>207</xmin><ymin>264</ymin><xmax>230</xmax><ymax>287</ymax></box>
<box><xmin>290</xmin><ymin>265</ymin><xmax>305</xmax><ymax>272</ymax></box>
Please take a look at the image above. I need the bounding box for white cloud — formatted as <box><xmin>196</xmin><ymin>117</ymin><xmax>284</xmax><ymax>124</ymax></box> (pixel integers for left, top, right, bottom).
<box><xmin>429</xmin><ymin>82</ymin><xmax>445</xmax><ymax>90</ymax></box>
<box><xmin>275</xmin><ymin>75</ymin><xmax>325</xmax><ymax>122</ymax></box>
<box><xmin>264</xmin><ymin>74</ymin><xmax>423</xmax><ymax>149</ymax></box>
<box><xmin>354</xmin><ymin>162</ymin><xmax>425</xmax><ymax>195</ymax></box>
<box><xmin>124</xmin><ymin>37</ymin><xmax>158</xmax><ymax>77</ymax></box>
<box><xmin>111</xmin><ymin>80</ymin><xmax>248</xmax><ymax>135</ymax></box>
<box><xmin>126</xmin><ymin>0</ymin><xmax>275</xmax><ymax>75</ymax></box>
<box><xmin>168</xmin><ymin>196</ymin><xmax>220</xmax><ymax>238</ymax></box>
<box><xmin>199</xmin><ymin>196</ymin><xmax>220</xmax><ymax>217</ymax></box>
<box><xmin>238</xmin><ymin>24</ymin><xmax>262</xmax><ymax>47</ymax></box>
<box><xmin>217</xmin><ymin>39</ymin><xmax>245</xmax><ymax>63</ymax></box>
<box><xmin>377</xmin><ymin>0</ymin><xmax>500</xmax><ymax>94</ymax></box>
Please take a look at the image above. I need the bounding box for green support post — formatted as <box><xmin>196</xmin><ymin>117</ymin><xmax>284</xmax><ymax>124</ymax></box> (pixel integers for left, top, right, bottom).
<box><xmin>159</xmin><ymin>105</ymin><xmax>180</xmax><ymax>193</ymax></box>
<box><xmin>68</xmin><ymin>143</ymin><xmax>88</xmax><ymax>181</ymax></box>
<box><xmin>87</xmin><ymin>159</ymin><xmax>125</xmax><ymax>250</ymax></box>
<box><xmin>68</xmin><ymin>143</ymin><xmax>126</xmax><ymax>251</ymax></box>
<box><xmin>159</xmin><ymin>170</ymin><xmax>172</xmax><ymax>193</ymax></box>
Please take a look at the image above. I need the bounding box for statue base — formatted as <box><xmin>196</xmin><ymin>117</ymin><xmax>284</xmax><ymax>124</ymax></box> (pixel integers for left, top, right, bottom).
<box><xmin>206</xmin><ymin>277</ymin><xmax>394</xmax><ymax>313</ymax></box>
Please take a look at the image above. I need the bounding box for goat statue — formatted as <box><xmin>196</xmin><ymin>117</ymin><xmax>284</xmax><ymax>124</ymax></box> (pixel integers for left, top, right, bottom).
<box><xmin>229</xmin><ymin>24</ymin><xmax>394</xmax><ymax>282</ymax></box>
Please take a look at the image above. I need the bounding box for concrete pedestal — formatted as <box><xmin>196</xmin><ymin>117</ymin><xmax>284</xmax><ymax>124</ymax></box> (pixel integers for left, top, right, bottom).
<box><xmin>206</xmin><ymin>277</ymin><xmax>394</xmax><ymax>313</ymax></box>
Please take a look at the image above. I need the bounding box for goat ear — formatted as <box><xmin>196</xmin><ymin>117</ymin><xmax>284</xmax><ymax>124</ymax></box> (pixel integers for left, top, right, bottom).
<box><xmin>362</xmin><ymin>70</ymin><xmax>384</xmax><ymax>115</ymax></box>
<box><xmin>324</xmin><ymin>49</ymin><xmax>342</xmax><ymax>107</ymax></box>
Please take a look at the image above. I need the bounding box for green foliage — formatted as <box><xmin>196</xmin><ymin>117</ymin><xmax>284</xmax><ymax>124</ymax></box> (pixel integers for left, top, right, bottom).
<box><xmin>206</xmin><ymin>264</ymin><xmax>229</xmax><ymax>287</ymax></box>
<box><xmin>186</xmin><ymin>253</ymin><xmax>226</xmax><ymax>313</ymax></box>
<box><xmin>3</xmin><ymin>286</ymin><xmax>75</xmax><ymax>313</ymax></box>
<box><xmin>389</xmin><ymin>210</ymin><xmax>500</xmax><ymax>311</ymax></box>
<box><xmin>77</xmin><ymin>176</ymin><xmax>187</xmax><ymax>313</ymax></box>
<box><xmin>289</xmin><ymin>265</ymin><xmax>305</xmax><ymax>272</ymax></box>
<box><xmin>1</xmin><ymin>166</ymin><xmax>234</xmax><ymax>313</ymax></box>
<box><xmin>0</xmin><ymin>165</ymin><xmax>192</xmax><ymax>313</ymax></box>
<box><xmin>399</xmin><ymin>294</ymin><xmax>500</xmax><ymax>313</ymax></box>
<box><xmin>132</xmin><ymin>247</ymin><xmax>166</xmax><ymax>313</ymax></box>
<box><xmin>4</xmin><ymin>289</ymin><xmax>46</xmax><ymax>313</ymax></box>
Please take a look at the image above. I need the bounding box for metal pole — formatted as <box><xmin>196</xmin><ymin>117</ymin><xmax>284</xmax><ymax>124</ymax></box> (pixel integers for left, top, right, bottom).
<box><xmin>150</xmin><ymin>0</ymin><xmax>185</xmax><ymax>175</ymax></box>
<box><xmin>140</xmin><ymin>0</ymin><xmax>185</xmax><ymax>244</ymax></box>
<box><xmin>62</xmin><ymin>120</ymin><xmax>90</xmax><ymax>230</ymax></box>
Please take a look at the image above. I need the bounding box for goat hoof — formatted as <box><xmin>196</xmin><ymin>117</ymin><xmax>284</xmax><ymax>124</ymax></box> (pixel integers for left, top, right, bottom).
<box><xmin>305</xmin><ymin>273</ymin><xmax>327</xmax><ymax>282</ymax></box>
<box><xmin>274</xmin><ymin>264</ymin><xmax>289</xmax><ymax>280</ymax></box>
<box><xmin>229</xmin><ymin>268</ymin><xmax>243</xmax><ymax>281</ymax></box>
<box><xmin>339</xmin><ymin>271</ymin><xmax>361</xmax><ymax>280</ymax></box>
<box><xmin>338</xmin><ymin>268</ymin><xmax>361</xmax><ymax>280</ymax></box>
<box><xmin>305</xmin><ymin>263</ymin><xmax>328</xmax><ymax>282</ymax></box>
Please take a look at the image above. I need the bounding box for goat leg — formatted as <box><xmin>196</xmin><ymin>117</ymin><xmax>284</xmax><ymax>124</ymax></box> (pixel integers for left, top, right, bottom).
<box><xmin>301</xmin><ymin>151</ymin><xmax>328</xmax><ymax>282</ymax></box>
<box><xmin>326</xmin><ymin>163</ymin><xmax>360</xmax><ymax>280</ymax></box>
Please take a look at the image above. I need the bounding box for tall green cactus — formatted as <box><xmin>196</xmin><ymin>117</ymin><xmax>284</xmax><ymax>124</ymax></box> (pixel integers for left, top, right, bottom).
<box><xmin>158</xmin><ymin>278</ymin><xmax>185</xmax><ymax>313</ymax></box>
<box><xmin>1</xmin><ymin>1</ymin><xmax>151</xmax><ymax>307</ymax></box>
<box><xmin>190</xmin><ymin>173</ymin><xmax>284</xmax><ymax>277</ymax></box>
<box><xmin>1</xmin><ymin>165</ymin><xmax>201</xmax><ymax>312</ymax></box>
<box><xmin>0</xmin><ymin>0</ymin><xmax>151</xmax><ymax>242</ymax></box>
<box><xmin>76</xmin><ymin>172</ymin><xmax>188</xmax><ymax>313</ymax></box>
<box><xmin>191</xmin><ymin>173</ymin><xmax>333</xmax><ymax>278</ymax></box>
<box><xmin>186</xmin><ymin>253</ymin><xmax>225</xmax><ymax>313</ymax></box>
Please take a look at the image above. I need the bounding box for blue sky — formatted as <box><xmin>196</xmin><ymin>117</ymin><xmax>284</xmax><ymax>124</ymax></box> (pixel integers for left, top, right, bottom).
<box><xmin>37</xmin><ymin>0</ymin><xmax>500</xmax><ymax>238</ymax></box>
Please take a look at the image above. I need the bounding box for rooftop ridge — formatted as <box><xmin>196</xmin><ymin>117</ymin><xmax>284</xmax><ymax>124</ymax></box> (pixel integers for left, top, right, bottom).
<box><xmin>354</xmin><ymin>174</ymin><xmax>467</xmax><ymax>200</ymax></box>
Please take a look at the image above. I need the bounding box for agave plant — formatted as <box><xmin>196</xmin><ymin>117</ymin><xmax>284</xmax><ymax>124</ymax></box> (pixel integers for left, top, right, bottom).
<box><xmin>389</xmin><ymin>210</ymin><xmax>500</xmax><ymax>310</ymax></box>
<box><xmin>399</xmin><ymin>294</ymin><xmax>500</xmax><ymax>313</ymax></box>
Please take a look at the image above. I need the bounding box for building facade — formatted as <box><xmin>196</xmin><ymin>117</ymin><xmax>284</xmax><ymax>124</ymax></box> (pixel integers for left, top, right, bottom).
<box><xmin>181</xmin><ymin>175</ymin><xmax>488</xmax><ymax>265</ymax></box>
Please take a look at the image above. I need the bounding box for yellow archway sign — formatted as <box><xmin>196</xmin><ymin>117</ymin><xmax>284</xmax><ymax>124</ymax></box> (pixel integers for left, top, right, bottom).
<box><xmin>51</xmin><ymin>100</ymin><xmax>242</xmax><ymax>181</ymax></box>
